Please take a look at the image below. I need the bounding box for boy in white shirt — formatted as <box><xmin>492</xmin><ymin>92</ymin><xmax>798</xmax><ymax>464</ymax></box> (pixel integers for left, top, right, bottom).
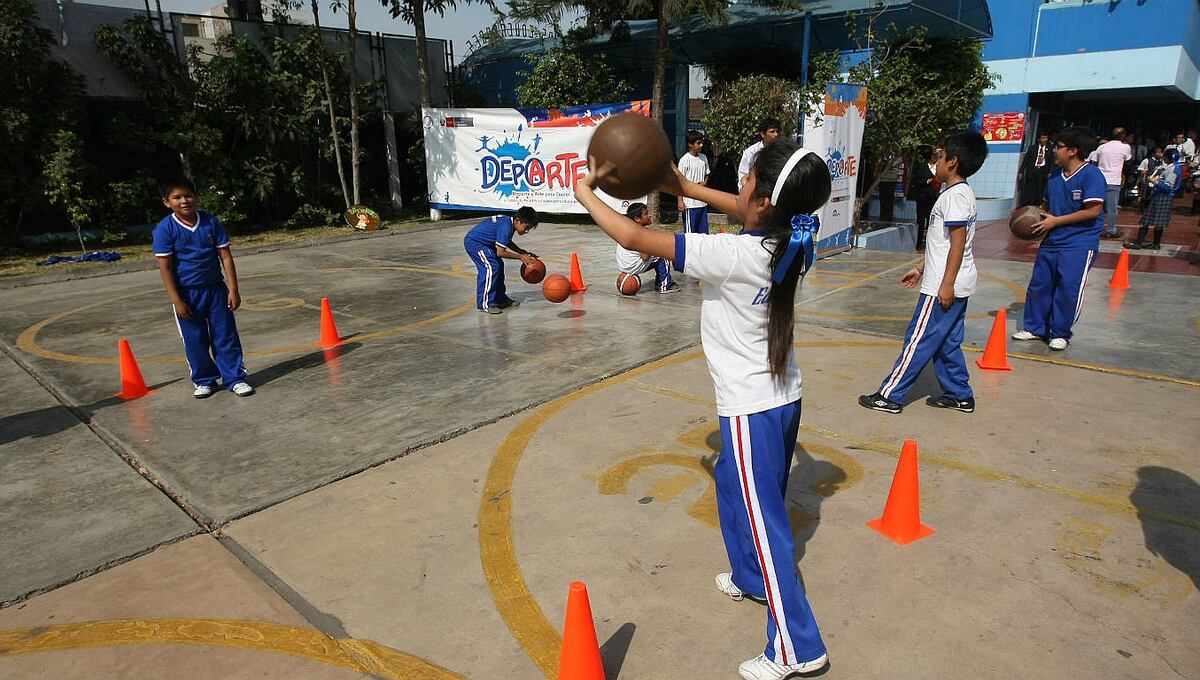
<box><xmin>737</xmin><ymin>118</ymin><xmax>781</xmax><ymax>190</ymax></box>
<box><xmin>1094</xmin><ymin>126</ymin><xmax>1132</xmax><ymax>238</ymax></box>
<box><xmin>615</xmin><ymin>203</ymin><xmax>681</xmax><ymax>293</ymax></box>
<box><xmin>677</xmin><ymin>130</ymin><xmax>711</xmax><ymax>233</ymax></box>
<box><xmin>859</xmin><ymin>132</ymin><xmax>988</xmax><ymax>414</ymax></box>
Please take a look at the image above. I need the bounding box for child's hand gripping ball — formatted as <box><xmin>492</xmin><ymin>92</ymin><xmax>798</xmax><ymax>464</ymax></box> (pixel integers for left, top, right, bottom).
<box><xmin>586</xmin><ymin>113</ymin><xmax>673</xmax><ymax>200</ymax></box>
<box><xmin>521</xmin><ymin>258</ymin><xmax>546</xmax><ymax>284</ymax></box>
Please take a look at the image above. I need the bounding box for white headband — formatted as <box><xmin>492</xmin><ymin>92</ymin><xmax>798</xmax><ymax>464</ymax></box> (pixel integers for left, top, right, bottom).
<box><xmin>770</xmin><ymin>147</ymin><xmax>819</xmax><ymax>207</ymax></box>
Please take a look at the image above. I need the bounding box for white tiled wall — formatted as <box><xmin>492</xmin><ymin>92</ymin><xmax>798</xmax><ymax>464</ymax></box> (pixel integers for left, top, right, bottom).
<box><xmin>971</xmin><ymin>150</ymin><xmax>1021</xmax><ymax>200</ymax></box>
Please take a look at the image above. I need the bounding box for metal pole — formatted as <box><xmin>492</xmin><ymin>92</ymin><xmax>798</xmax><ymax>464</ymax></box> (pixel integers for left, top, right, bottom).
<box><xmin>798</xmin><ymin>12</ymin><xmax>811</xmax><ymax>144</ymax></box>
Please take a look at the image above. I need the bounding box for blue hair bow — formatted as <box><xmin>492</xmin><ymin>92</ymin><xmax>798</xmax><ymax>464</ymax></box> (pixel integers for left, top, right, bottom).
<box><xmin>771</xmin><ymin>214</ymin><xmax>820</xmax><ymax>284</ymax></box>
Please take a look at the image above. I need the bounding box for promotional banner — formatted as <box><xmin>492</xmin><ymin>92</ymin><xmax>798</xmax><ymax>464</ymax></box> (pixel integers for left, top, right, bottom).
<box><xmin>980</xmin><ymin>112</ymin><xmax>1025</xmax><ymax>144</ymax></box>
<box><xmin>422</xmin><ymin>101</ymin><xmax>651</xmax><ymax>214</ymax></box>
<box><xmin>803</xmin><ymin>83</ymin><xmax>868</xmax><ymax>256</ymax></box>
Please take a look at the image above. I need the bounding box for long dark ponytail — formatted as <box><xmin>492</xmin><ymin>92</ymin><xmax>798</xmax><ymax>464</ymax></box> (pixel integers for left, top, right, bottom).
<box><xmin>750</xmin><ymin>141</ymin><xmax>832</xmax><ymax>379</ymax></box>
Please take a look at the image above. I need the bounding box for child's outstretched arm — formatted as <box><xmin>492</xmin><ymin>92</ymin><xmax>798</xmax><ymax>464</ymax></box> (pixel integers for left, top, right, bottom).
<box><xmin>662</xmin><ymin>166</ymin><xmax>738</xmax><ymax>216</ymax></box>
<box><xmin>575</xmin><ymin>165</ymin><xmax>674</xmax><ymax>260</ymax></box>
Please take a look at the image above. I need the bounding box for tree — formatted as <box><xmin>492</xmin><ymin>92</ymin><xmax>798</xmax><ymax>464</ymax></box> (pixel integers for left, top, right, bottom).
<box><xmin>516</xmin><ymin>48</ymin><xmax>631</xmax><ymax>108</ymax></box>
<box><xmin>43</xmin><ymin>130</ymin><xmax>93</xmax><ymax>252</ymax></box>
<box><xmin>701</xmin><ymin>74</ymin><xmax>799</xmax><ymax>162</ymax></box>
<box><xmin>845</xmin><ymin>8</ymin><xmax>994</xmax><ymax>217</ymax></box>
<box><xmin>309</xmin><ymin>0</ymin><xmax>352</xmax><ymax>209</ymax></box>
<box><xmin>381</xmin><ymin>1</ymin><xmax>498</xmax><ymax>110</ymax></box>
<box><xmin>0</xmin><ymin>0</ymin><xmax>83</xmax><ymax>245</ymax></box>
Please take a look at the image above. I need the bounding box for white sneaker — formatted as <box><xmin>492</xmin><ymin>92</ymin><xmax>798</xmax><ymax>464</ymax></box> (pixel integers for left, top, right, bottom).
<box><xmin>716</xmin><ymin>573</ymin><xmax>766</xmax><ymax>603</ymax></box>
<box><xmin>1048</xmin><ymin>338</ymin><xmax>1068</xmax><ymax>351</ymax></box>
<box><xmin>738</xmin><ymin>653</ymin><xmax>829</xmax><ymax>679</ymax></box>
<box><xmin>230</xmin><ymin>381</ymin><xmax>255</xmax><ymax>396</ymax></box>
<box><xmin>193</xmin><ymin>384</ymin><xmax>214</xmax><ymax>399</ymax></box>
<box><xmin>1011</xmin><ymin>330</ymin><xmax>1039</xmax><ymax>341</ymax></box>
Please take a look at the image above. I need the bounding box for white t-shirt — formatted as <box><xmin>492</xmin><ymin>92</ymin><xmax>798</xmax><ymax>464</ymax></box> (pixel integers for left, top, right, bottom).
<box><xmin>615</xmin><ymin>244</ymin><xmax>652</xmax><ymax>275</ymax></box>
<box><xmin>674</xmin><ymin>232</ymin><xmax>802</xmax><ymax>416</ymax></box>
<box><xmin>921</xmin><ymin>182</ymin><xmax>978</xmax><ymax>299</ymax></box>
<box><xmin>1180</xmin><ymin>138</ymin><xmax>1197</xmax><ymax>162</ymax></box>
<box><xmin>737</xmin><ymin>141</ymin><xmax>764</xmax><ymax>189</ymax></box>
<box><xmin>1094</xmin><ymin>140</ymin><xmax>1132</xmax><ymax>185</ymax></box>
<box><xmin>678</xmin><ymin>153</ymin><xmax>710</xmax><ymax>208</ymax></box>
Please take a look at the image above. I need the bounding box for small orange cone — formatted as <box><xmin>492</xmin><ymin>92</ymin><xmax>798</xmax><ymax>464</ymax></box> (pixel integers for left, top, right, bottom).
<box><xmin>568</xmin><ymin>253</ymin><xmax>587</xmax><ymax>292</ymax></box>
<box><xmin>115</xmin><ymin>339</ymin><xmax>154</xmax><ymax>400</ymax></box>
<box><xmin>556</xmin><ymin>581</ymin><xmax>605</xmax><ymax>680</ymax></box>
<box><xmin>975</xmin><ymin>309</ymin><xmax>1013</xmax><ymax>372</ymax></box>
<box><xmin>1108</xmin><ymin>248</ymin><xmax>1130</xmax><ymax>289</ymax></box>
<box><xmin>318</xmin><ymin>297</ymin><xmax>341</xmax><ymax>348</ymax></box>
<box><xmin>867</xmin><ymin>439</ymin><xmax>934</xmax><ymax>545</ymax></box>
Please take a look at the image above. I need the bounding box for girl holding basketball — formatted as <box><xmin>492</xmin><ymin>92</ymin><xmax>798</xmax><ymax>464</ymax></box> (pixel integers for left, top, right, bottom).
<box><xmin>575</xmin><ymin>141</ymin><xmax>831</xmax><ymax>680</ymax></box>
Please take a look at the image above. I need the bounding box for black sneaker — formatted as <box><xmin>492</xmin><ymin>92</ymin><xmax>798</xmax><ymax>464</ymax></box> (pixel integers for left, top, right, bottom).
<box><xmin>1144</xmin><ymin>242</ymin><xmax>1161</xmax><ymax>251</ymax></box>
<box><xmin>926</xmin><ymin>395</ymin><xmax>975</xmax><ymax>413</ymax></box>
<box><xmin>478</xmin><ymin>307</ymin><xmax>501</xmax><ymax>315</ymax></box>
<box><xmin>858</xmin><ymin>392</ymin><xmax>902</xmax><ymax>414</ymax></box>
<box><xmin>658</xmin><ymin>283</ymin><xmax>682</xmax><ymax>294</ymax></box>
<box><xmin>497</xmin><ymin>298</ymin><xmax>521</xmax><ymax>308</ymax></box>
<box><xmin>1122</xmin><ymin>241</ymin><xmax>1143</xmax><ymax>250</ymax></box>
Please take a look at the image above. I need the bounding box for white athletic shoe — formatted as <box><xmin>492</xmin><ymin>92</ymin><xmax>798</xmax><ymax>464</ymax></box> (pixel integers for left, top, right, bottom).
<box><xmin>193</xmin><ymin>384</ymin><xmax>214</xmax><ymax>399</ymax></box>
<box><xmin>1011</xmin><ymin>330</ymin><xmax>1039</xmax><ymax>341</ymax></box>
<box><xmin>738</xmin><ymin>653</ymin><xmax>829</xmax><ymax>679</ymax></box>
<box><xmin>230</xmin><ymin>381</ymin><xmax>256</xmax><ymax>397</ymax></box>
<box><xmin>715</xmin><ymin>573</ymin><xmax>766</xmax><ymax>603</ymax></box>
<box><xmin>1048</xmin><ymin>338</ymin><xmax>1068</xmax><ymax>351</ymax></box>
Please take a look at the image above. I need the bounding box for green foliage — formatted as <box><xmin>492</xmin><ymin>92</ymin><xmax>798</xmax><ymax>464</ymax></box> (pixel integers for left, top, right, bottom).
<box><xmin>285</xmin><ymin>203</ymin><xmax>336</xmax><ymax>229</ymax></box>
<box><xmin>516</xmin><ymin>48</ymin><xmax>631</xmax><ymax>108</ymax></box>
<box><xmin>43</xmin><ymin>130</ymin><xmax>94</xmax><ymax>252</ymax></box>
<box><xmin>0</xmin><ymin>0</ymin><xmax>84</xmax><ymax>245</ymax></box>
<box><xmin>97</xmin><ymin>172</ymin><xmax>161</xmax><ymax>227</ymax></box>
<box><xmin>701</xmin><ymin>75</ymin><xmax>799</xmax><ymax>159</ymax></box>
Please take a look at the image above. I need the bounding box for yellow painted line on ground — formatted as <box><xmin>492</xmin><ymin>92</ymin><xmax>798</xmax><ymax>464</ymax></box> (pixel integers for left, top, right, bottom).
<box><xmin>15</xmin><ymin>267</ymin><xmax>473</xmax><ymax>365</ymax></box>
<box><xmin>960</xmin><ymin>344</ymin><xmax>1200</xmax><ymax>389</ymax></box>
<box><xmin>0</xmin><ymin>618</ymin><xmax>467</xmax><ymax>679</ymax></box>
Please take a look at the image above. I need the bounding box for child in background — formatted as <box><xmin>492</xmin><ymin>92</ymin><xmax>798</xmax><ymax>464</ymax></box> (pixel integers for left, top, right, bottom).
<box><xmin>678</xmin><ymin>130</ymin><xmax>712</xmax><ymax>233</ymax></box>
<box><xmin>152</xmin><ymin>178</ymin><xmax>253</xmax><ymax>398</ymax></box>
<box><xmin>463</xmin><ymin>207</ymin><xmax>539</xmax><ymax>314</ymax></box>
<box><xmin>576</xmin><ymin>140</ymin><xmax>832</xmax><ymax>680</ymax></box>
<box><xmin>615</xmin><ymin>203</ymin><xmax>681</xmax><ymax>294</ymax></box>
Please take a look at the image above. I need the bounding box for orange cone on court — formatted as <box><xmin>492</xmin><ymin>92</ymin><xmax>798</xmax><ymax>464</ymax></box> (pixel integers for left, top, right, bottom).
<box><xmin>318</xmin><ymin>297</ymin><xmax>341</xmax><ymax>348</ymax></box>
<box><xmin>556</xmin><ymin>581</ymin><xmax>605</xmax><ymax>680</ymax></box>
<box><xmin>975</xmin><ymin>309</ymin><xmax>1013</xmax><ymax>372</ymax></box>
<box><xmin>115</xmin><ymin>339</ymin><xmax>154</xmax><ymax>400</ymax></box>
<box><xmin>867</xmin><ymin>439</ymin><xmax>935</xmax><ymax>545</ymax></box>
<box><xmin>568</xmin><ymin>253</ymin><xmax>587</xmax><ymax>292</ymax></box>
<box><xmin>1108</xmin><ymin>248</ymin><xmax>1130</xmax><ymax>289</ymax></box>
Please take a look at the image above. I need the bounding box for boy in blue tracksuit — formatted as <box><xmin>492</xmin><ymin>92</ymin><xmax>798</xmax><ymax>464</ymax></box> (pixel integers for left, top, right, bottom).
<box><xmin>1012</xmin><ymin>126</ymin><xmax>1106</xmax><ymax>351</ymax></box>
<box><xmin>463</xmin><ymin>206</ymin><xmax>539</xmax><ymax>314</ymax></box>
<box><xmin>859</xmin><ymin>131</ymin><xmax>989</xmax><ymax>415</ymax></box>
<box><xmin>152</xmin><ymin>178</ymin><xmax>253</xmax><ymax>399</ymax></box>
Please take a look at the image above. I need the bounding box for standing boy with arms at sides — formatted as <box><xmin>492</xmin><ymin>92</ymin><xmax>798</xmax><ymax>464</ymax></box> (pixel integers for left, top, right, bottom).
<box><xmin>578</xmin><ymin>140</ymin><xmax>833</xmax><ymax>679</ymax></box>
<box><xmin>615</xmin><ymin>203</ymin><xmax>681</xmax><ymax>293</ymax></box>
<box><xmin>1093</xmin><ymin>126</ymin><xmax>1132</xmax><ymax>238</ymax></box>
<box><xmin>738</xmin><ymin>118</ymin><xmax>781</xmax><ymax>190</ymax></box>
<box><xmin>858</xmin><ymin>131</ymin><xmax>988</xmax><ymax>415</ymax></box>
<box><xmin>678</xmin><ymin>130</ymin><xmax>712</xmax><ymax>233</ymax></box>
<box><xmin>463</xmin><ymin>206</ymin><xmax>539</xmax><ymax>315</ymax></box>
<box><xmin>1012</xmin><ymin>127</ymin><xmax>1106</xmax><ymax>351</ymax></box>
<box><xmin>153</xmin><ymin>178</ymin><xmax>253</xmax><ymax>399</ymax></box>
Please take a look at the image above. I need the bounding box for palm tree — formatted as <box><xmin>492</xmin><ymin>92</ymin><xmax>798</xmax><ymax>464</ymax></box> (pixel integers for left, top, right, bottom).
<box><xmin>309</xmin><ymin>0</ymin><xmax>352</xmax><ymax>209</ymax></box>
<box><xmin>382</xmin><ymin>0</ymin><xmax>498</xmax><ymax>109</ymax></box>
<box><xmin>330</xmin><ymin>0</ymin><xmax>363</xmax><ymax>203</ymax></box>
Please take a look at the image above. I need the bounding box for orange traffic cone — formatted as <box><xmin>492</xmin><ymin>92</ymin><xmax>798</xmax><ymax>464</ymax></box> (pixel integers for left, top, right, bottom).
<box><xmin>318</xmin><ymin>297</ymin><xmax>341</xmax><ymax>348</ymax></box>
<box><xmin>975</xmin><ymin>309</ymin><xmax>1013</xmax><ymax>372</ymax></box>
<box><xmin>556</xmin><ymin>581</ymin><xmax>605</xmax><ymax>680</ymax></box>
<box><xmin>568</xmin><ymin>253</ymin><xmax>587</xmax><ymax>292</ymax></box>
<box><xmin>115</xmin><ymin>339</ymin><xmax>154</xmax><ymax>400</ymax></box>
<box><xmin>1108</xmin><ymin>248</ymin><xmax>1130</xmax><ymax>289</ymax></box>
<box><xmin>867</xmin><ymin>439</ymin><xmax>935</xmax><ymax>545</ymax></box>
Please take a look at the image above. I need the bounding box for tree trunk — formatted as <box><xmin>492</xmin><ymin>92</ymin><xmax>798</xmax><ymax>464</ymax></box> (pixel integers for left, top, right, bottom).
<box><xmin>412</xmin><ymin>0</ymin><xmax>432</xmax><ymax>109</ymax></box>
<box><xmin>649</xmin><ymin>0</ymin><xmax>670</xmax><ymax>224</ymax></box>
<box><xmin>346</xmin><ymin>0</ymin><xmax>361</xmax><ymax>204</ymax></box>
<box><xmin>311</xmin><ymin>0</ymin><xmax>351</xmax><ymax>210</ymax></box>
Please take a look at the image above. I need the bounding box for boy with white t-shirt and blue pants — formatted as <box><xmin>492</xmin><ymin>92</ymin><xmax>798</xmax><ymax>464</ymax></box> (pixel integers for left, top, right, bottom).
<box><xmin>860</xmin><ymin>132</ymin><xmax>989</xmax><ymax>415</ymax></box>
<box><xmin>678</xmin><ymin>130</ymin><xmax>711</xmax><ymax>233</ymax></box>
<box><xmin>615</xmin><ymin>203</ymin><xmax>680</xmax><ymax>293</ymax></box>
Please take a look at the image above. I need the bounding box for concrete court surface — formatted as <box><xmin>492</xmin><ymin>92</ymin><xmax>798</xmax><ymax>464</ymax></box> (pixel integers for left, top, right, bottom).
<box><xmin>0</xmin><ymin>221</ymin><xmax>1198</xmax><ymax>679</ymax></box>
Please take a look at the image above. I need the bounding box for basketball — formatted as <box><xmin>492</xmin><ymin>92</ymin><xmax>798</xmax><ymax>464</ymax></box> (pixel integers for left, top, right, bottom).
<box><xmin>1009</xmin><ymin>205</ymin><xmax>1044</xmax><ymax>240</ymax></box>
<box><xmin>616</xmin><ymin>272</ymin><xmax>641</xmax><ymax>296</ymax></box>
<box><xmin>542</xmin><ymin>274</ymin><xmax>571</xmax><ymax>303</ymax></box>
<box><xmin>587</xmin><ymin>113</ymin><xmax>673</xmax><ymax>200</ymax></box>
<box><xmin>521</xmin><ymin>258</ymin><xmax>546</xmax><ymax>284</ymax></box>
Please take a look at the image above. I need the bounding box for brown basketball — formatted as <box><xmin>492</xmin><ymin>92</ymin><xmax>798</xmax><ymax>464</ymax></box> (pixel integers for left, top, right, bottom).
<box><xmin>587</xmin><ymin>113</ymin><xmax>672</xmax><ymax>200</ymax></box>
<box><xmin>542</xmin><ymin>274</ymin><xmax>571</xmax><ymax>303</ymax></box>
<box><xmin>616</xmin><ymin>272</ymin><xmax>641</xmax><ymax>296</ymax></box>
<box><xmin>1009</xmin><ymin>205</ymin><xmax>1044</xmax><ymax>240</ymax></box>
<box><xmin>521</xmin><ymin>258</ymin><xmax>546</xmax><ymax>284</ymax></box>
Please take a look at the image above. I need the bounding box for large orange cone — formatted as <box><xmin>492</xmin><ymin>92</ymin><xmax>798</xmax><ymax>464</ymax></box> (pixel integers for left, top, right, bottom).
<box><xmin>115</xmin><ymin>339</ymin><xmax>154</xmax><ymax>400</ymax></box>
<box><xmin>867</xmin><ymin>439</ymin><xmax>935</xmax><ymax>545</ymax></box>
<box><xmin>975</xmin><ymin>309</ymin><xmax>1013</xmax><ymax>371</ymax></box>
<box><xmin>568</xmin><ymin>253</ymin><xmax>587</xmax><ymax>292</ymax></box>
<box><xmin>318</xmin><ymin>297</ymin><xmax>341</xmax><ymax>348</ymax></box>
<box><xmin>1108</xmin><ymin>248</ymin><xmax>1130</xmax><ymax>289</ymax></box>
<box><xmin>556</xmin><ymin>581</ymin><xmax>605</xmax><ymax>680</ymax></box>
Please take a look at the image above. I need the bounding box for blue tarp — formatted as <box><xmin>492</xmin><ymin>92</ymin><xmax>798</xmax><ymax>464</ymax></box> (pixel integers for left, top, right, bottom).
<box><xmin>36</xmin><ymin>251</ymin><xmax>123</xmax><ymax>266</ymax></box>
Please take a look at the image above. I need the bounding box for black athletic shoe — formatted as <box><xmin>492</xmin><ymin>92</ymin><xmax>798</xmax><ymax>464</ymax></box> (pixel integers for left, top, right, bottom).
<box><xmin>858</xmin><ymin>392</ymin><xmax>902</xmax><ymax>414</ymax></box>
<box><xmin>1122</xmin><ymin>241</ymin><xmax>1143</xmax><ymax>250</ymax></box>
<box><xmin>1144</xmin><ymin>242</ymin><xmax>1161</xmax><ymax>251</ymax></box>
<box><xmin>497</xmin><ymin>298</ymin><xmax>521</xmax><ymax>308</ymax></box>
<box><xmin>926</xmin><ymin>395</ymin><xmax>975</xmax><ymax>413</ymax></box>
